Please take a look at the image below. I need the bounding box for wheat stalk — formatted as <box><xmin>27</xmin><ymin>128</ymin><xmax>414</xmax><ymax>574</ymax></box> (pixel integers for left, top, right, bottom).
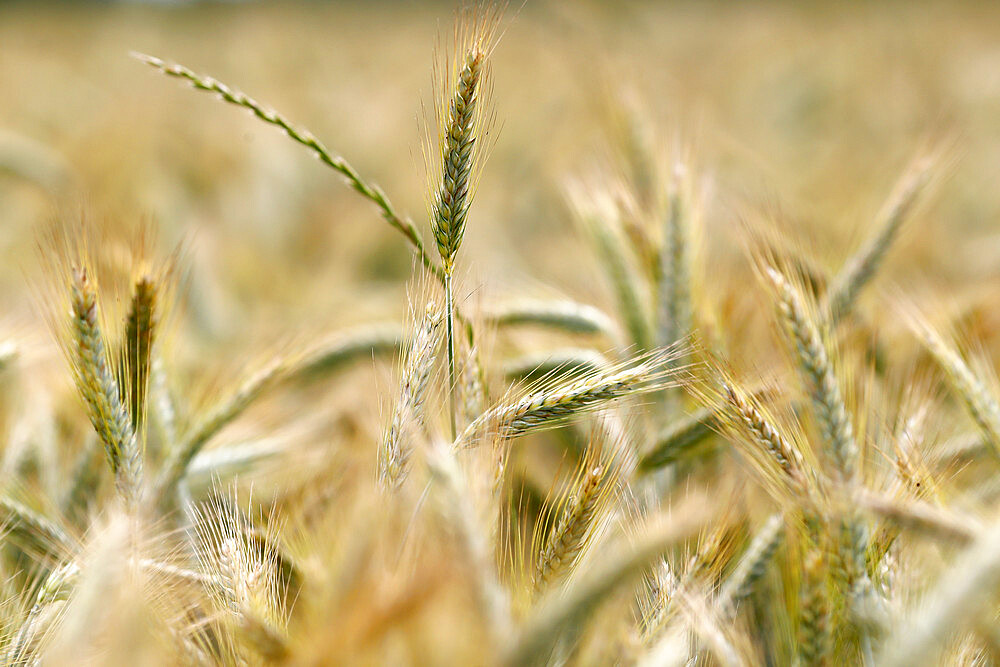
<box><xmin>134</xmin><ymin>53</ymin><xmax>441</xmax><ymax>283</ymax></box>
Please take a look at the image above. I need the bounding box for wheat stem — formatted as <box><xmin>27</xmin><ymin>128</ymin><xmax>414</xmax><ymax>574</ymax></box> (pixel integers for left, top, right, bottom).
<box><xmin>134</xmin><ymin>53</ymin><xmax>442</xmax><ymax>284</ymax></box>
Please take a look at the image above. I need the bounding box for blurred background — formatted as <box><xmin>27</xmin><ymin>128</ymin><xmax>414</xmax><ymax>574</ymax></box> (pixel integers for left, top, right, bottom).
<box><xmin>2</xmin><ymin>0</ymin><xmax>999</xmax><ymax>359</ymax></box>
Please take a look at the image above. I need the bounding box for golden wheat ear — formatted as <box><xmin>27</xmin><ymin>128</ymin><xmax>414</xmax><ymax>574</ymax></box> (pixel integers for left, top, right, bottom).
<box><xmin>379</xmin><ymin>301</ymin><xmax>443</xmax><ymax>491</ymax></box>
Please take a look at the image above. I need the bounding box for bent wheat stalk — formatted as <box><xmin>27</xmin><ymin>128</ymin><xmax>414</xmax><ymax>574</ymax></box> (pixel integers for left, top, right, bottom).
<box><xmin>134</xmin><ymin>53</ymin><xmax>441</xmax><ymax>284</ymax></box>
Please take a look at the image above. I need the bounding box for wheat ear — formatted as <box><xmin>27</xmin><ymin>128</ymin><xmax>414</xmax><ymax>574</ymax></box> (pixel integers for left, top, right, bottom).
<box><xmin>430</xmin><ymin>37</ymin><xmax>489</xmax><ymax>440</ymax></box>
<box><xmin>458</xmin><ymin>348</ymin><xmax>686</xmax><ymax>447</ymax></box>
<box><xmin>117</xmin><ymin>274</ymin><xmax>158</xmax><ymax>433</ymax></box>
<box><xmin>764</xmin><ymin>267</ymin><xmax>857</xmax><ymax>482</ymax></box>
<box><xmin>0</xmin><ymin>495</ymin><xmax>72</xmax><ymax>558</ymax></box>
<box><xmin>722</xmin><ymin>381</ymin><xmax>808</xmax><ymax>490</ymax></box>
<box><xmin>657</xmin><ymin>163</ymin><xmax>693</xmax><ymax>350</ymax></box>
<box><xmin>379</xmin><ymin>302</ymin><xmax>443</xmax><ymax>489</ymax></box>
<box><xmin>69</xmin><ymin>267</ymin><xmax>142</xmax><ymax>505</ymax></box>
<box><xmin>533</xmin><ymin>457</ymin><xmax>614</xmax><ymax>595</ymax></box>
<box><xmin>507</xmin><ymin>508</ymin><xmax>706</xmax><ymax>666</ymax></box>
<box><xmin>798</xmin><ymin>547</ymin><xmax>831</xmax><ymax>666</ymax></box>
<box><xmin>571</xmin><ymin>187</ymin><xmax>653</xmax><ymax>350</ymax></box>
<box><xmin>826</xmin><ymin>156</ymin><xmax>934</xmax><ymax>324</ymax></box>
<box><xmin>912</xmin><ymin>320</ymin><xmax>1000</xmax><ymax>459</ymax></box>
<box><xmin>717</xmin><ymin>513</ymin><xmax>785</xmax><ymax>616</ymax></box>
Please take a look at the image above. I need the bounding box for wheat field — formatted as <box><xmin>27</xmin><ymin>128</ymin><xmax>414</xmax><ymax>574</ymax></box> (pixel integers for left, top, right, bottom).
<box><xmin>1</xmin><ymin>1</ymin><xmax>1000</xmax><ymax>665</ymax></box>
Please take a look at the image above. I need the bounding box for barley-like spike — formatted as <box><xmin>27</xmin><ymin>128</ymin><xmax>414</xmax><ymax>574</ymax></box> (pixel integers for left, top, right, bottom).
<box><xmin>149</xmin><ymin>356</ymin><xmax>178</xmax><ymax>452</ymax></box>
<box><xmin>717</xmin><ymin>513</ymin><xmax>785</xmax><ymax>616</ymax></box>
<box><xmin>117</xmin><ymin>274</ymin><xmax>157</xmax><ymax>433</ymax></box>
<box><xmin>134</xmin><ymin>53</ymin><xmax>442</xmax><ymax>284</ymax></box>
<box><xmin>506</xmin><ymin>510</ymin><xmax>705</xmax><ymax>666</ymax></box>
<box><xmin>68</xmin><ymin>267</ymin><xmax>141</xmax><ymax>505</ymax></box>
<box><xmin>431</xmin><ymin>49</ymin><xmax>484</xmax><ymax>274</ymax></box>
<box><xmin>765</xmin><ymin>267</ymin><xmax>857</xmax><ymax>482</ymax></box>
<box><xmin>0</xmin><ymin>495</ymin><xmax>72</xmax><ymax>560</ymax></box>
<box><xmin>657</xmin><ymin>164</ymin><xmax>692</xmax><ymax>350</ymax></box>
<box><xmin>533</xmin><ymin>463</ymin><xmax>611</xmax><ymax>595</ymax></box>
<box><xmin>580</xmin><ymin>200</ymin><xmax>653</xmax><ymax>350</ymax></box>
<box><xmin>914</xmin><ymin>322</ymin><xmax>1000</xmax><ymax>459</ymax></box>
<box><xmin>826</xmin><ymin>157</ymin><xmax>934</xmax><ymax>324</ymax></box>
<box><xmin>458</xmin><ymin>348</ymin><xmax>685</xmax><ymax>447</ymax></box>
<box><xmin>380</xmin><ymin>303</ymin><xmax>443</xmax><ymax>489</ymax></box>
<box><xmin>459</xmin><ymin>333</ymin><xmax>487</xmax><ymax>424</ymax></box>
<box><xmin>723</xmin><ymin>382</ymin><xmax>807</xmax><ymax>487</ymax></box>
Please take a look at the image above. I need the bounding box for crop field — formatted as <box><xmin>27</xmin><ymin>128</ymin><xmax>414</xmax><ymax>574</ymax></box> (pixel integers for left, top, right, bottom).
<box><xmin>2</xmin><ymin>1</ymin><xmax>1000</xmax><ymax>665</ymax></box>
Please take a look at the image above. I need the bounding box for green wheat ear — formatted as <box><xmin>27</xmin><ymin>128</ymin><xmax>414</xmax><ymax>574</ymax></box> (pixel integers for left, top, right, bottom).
<box><xmin>427</xmin><ymin>9</ymin><xmax>499</xmax><ymax>440</ymax></box>
<box><xmin>68</xmin><ymin>266</ymin><xmax>142</xmax><ymax>506</ymax></box>
<box><xmin>431</xmin><ymin>48</ymin><xmax>485</xmax><ymax>276</ymax></box>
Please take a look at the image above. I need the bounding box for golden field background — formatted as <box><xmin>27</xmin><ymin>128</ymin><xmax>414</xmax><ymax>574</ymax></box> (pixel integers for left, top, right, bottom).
<box><xmin>2</xmin><ymin>1</ymin><xmax>1000</xmax><ymax>664</ymax></box>
<box><xmin>3</xmin><ymin>1</ymin><xmax>999</xmax><ymax>320</ymax></box>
